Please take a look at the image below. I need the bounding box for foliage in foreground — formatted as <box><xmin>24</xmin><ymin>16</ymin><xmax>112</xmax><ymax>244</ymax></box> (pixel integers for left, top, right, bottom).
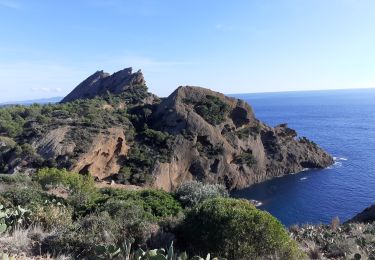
<box><xmin>0</xmin><ymin>169</ymin><xmax>306</xmax><ymax>259</ymax></box>
<box><xmin>177</xmin><ymin>198</ymin><xmax>304</xmax><ymax>260</ymax></box>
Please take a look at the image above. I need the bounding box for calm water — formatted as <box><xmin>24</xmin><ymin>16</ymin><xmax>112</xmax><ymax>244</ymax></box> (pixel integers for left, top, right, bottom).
<box><xmin>230</xmin><ymin>89</ymin><xmax>375</xmax><ymax>226</ymax></box>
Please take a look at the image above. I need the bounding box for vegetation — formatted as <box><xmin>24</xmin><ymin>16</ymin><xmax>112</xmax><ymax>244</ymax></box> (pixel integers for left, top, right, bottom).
<box><xmin>0</xmin><ymin>169</ymin><xmax>184</xmax><ymax>257</ymax></box>
<box><xmin>2</xmin><ymin>168</ymin><xmax>374</xmax><ymax>259</ymax></box>
<box><xmin>235</xmin><ymin>124</ymin><xmax>261</xmax><ymax>139</ymax></box>
<box><xmin>118</xmin><ymin>143</ymin><xmax>167</xmax><ymax>185</ymax></box>
<box><xmin>1</xmin><ymin>187</ymin><xmax>64</xmax><ymax>208</ymax></box>
<box><xmin>1</xmin><ymin>87</ymin><xmax>368</xmax><ymax>259</ymax></box>
<box><xmin>0</xmin><ymin>168</ymin><xmax>307</xmax><ymax>259</ymax></box>
<box><xmin>118</xmin><ymin>125</ymin><xmax>174</xmax><ymax>185</ymax></box>
<box><xmin>195</xmin><ymin>136</ymin><xmax>224</xmax><ymax>159</ymax></box>
<box><xmin>177</xmin><ymin>198</ymin><xmax>304</xmax><ymax>260</ymax></box>
<box><xmin>291</xmin><ymin>221</ymin><xmax>375</xmax><ymax>259</ymax></box>
<box><xmin>0</xmin><ymin>98</ymin><xmax>134</xmax><ymax>172</ymax></box>
<box><xmin>176</xmin><ymin>181</ymin><xmax>228</xmax><ymax>207</ymax></box>
<box><xmin>233</xmin><ymin>151</ymin><xmax>257</xmax><ymax>167</ymax></box>
<box><xmin>184</xmin><ymin>95</ymin><xmax>229</xmax><ymax>125</ymax></box>
<box><xmin>0</xmin><ymin>88</ymin><xmax>176</xmax><ymax>186</ymax></box>
<box><xmin>35</xmin><ymin>168</ymin><xmax>95</xmax><ymax>193</ymax></box>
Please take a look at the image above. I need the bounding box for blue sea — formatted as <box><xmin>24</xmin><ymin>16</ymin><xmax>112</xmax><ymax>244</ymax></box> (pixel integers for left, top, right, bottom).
<box><xmin>230</xmin><ymin>88</ymin><xmax>375</xmax><ymax>226</ymax></box>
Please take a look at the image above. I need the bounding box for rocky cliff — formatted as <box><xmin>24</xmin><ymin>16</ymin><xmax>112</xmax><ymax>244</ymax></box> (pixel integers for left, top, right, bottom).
<box><xmin>0</xmin><ymin>67</ymin><xmax>333</xmax><ymax>191</ymax></box>
<box><xmin>348</xmin><ymin>205</ymin><xmax>375</xmax><ymax>223</ymax></box>
<box><xmin>149</xmin><ymin>86</ymin><xmax>333</xmax><ymax>190</ymax></box>
<box><xmin>61</xmin><ymin>67</ymin><xmax>148</xmax><ymax>103</ymax></box>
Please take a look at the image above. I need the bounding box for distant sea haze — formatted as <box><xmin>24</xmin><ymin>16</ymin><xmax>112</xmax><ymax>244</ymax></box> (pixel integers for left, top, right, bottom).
<box><xmin>231</xmin><ymin>88</ymin><xmax>375</xmax><ymax>226</ymax></box>
<box><xmin>0</xmin><ymin>97</ymin><xmax>62</xmax><ymax>106</ymax></box>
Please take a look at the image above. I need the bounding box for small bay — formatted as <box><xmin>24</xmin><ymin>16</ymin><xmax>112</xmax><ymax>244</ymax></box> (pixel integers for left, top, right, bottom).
<box><xmin>231</xmin><ymin>88</ymin><xmax>375</xmax><ymax>226</ymax></box>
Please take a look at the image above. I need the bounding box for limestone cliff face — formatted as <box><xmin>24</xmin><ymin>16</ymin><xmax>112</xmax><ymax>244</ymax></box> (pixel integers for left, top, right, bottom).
<box><xmin>61</xmin><ymin>67</ymin><xmax>146</xmax><ymax>103</ymax></box>
<box><xmin>149</xmin><ymin>86</ymin><xmax>333</xmax><ymax>191</ymax></box>
<box><xmin>32</xmin><ymin>127</ymin><xmax>128</xmax><ymax>180</ymax></box>
<box><xmin>71</xmin><ymin>128</ymin><xmax>129</xmax><ymax>179</ymax></box>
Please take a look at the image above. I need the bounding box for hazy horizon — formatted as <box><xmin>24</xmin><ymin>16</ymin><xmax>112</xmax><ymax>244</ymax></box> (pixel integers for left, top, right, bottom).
<box><xmin>1</xmin><ymin>0</ymin><xmax>375</xmax><ymax>102</ymax></box>
<box><xmin>3</xmin><ymin>86</ymin><xmax>375</xmax><ymax>105</ymax></box>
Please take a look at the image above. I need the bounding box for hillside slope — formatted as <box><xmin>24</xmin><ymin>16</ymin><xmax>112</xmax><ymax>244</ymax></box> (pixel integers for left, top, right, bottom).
<box><xmin>0</xmin><ymin>67</ymin><xmax>333</xmax><ymax>191</ymax></box>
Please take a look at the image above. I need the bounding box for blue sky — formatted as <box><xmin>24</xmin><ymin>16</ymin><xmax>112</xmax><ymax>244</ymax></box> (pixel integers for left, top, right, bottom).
<box><xmin>0</xmin><ymin>0</ymin><xmax>375</xmax><ymax>102</ymax></box>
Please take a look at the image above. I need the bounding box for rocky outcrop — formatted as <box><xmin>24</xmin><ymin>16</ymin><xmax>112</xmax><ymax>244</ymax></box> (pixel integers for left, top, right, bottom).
<box><xmin>149</xmin><ymin>86</ymin><xmax>333</xmax><ymax>191</ymax></box>
<box><xmin>0</xmin><ymin>67</ymin><xmax>334</xmax><ymax>192</ymax></box>
<box><xmin>33</xmin><ymin>126</ymin><xmax>75</xmax><ymax>159</ymax></box>
<box><xmin>61</xmin><ymin>67</ymin><xmax>146</xmax><ymax>103</ymax></box>
<box><xmin>72</xmin><ymin>128</ymin><xmax>129</xmax><ymax>179</ymax></box>
<box><xmin>348</xmin><ymin>205</ymin><xmax>375</xmax><ymax>223</ymax></box>
<box><xmin>32</xmin><ymin>127</ymin><xmax>128</xmax><ymax>180</ymax></box>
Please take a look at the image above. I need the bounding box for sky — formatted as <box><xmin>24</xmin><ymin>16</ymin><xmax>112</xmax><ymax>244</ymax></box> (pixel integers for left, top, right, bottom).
<box><xmin>0</xmin><ymin>0</ymin><xmax>375</xmax><ymax>102</ymax></box>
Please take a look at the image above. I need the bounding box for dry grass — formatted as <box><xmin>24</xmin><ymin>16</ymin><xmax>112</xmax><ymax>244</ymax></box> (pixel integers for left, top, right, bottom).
<box><xmin>0</xmin><ymin>225</ymin><xmax>47</xmax><ymax>256</ymax></box>
<box><xmin>290</xmin><ymin>222</ymin><xmax>375</xmax><ymax>259</ymax></box>
<box><xmin>330</xmin><ymin>216</ymin><xmax>340</xmax><ymax>231</ymax></box>
<box><xmin>0</xmin><ymin>225</ymin><xmax>72</xmax><ymax>259</ymax></box>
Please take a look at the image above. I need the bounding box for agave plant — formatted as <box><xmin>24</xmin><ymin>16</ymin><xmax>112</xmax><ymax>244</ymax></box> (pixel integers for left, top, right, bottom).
<box><xmin>134</xmin><ymin>242</ymin><xmax>225</xmax><ymax>260</ymax></box>
<box><xmin>95</xmin><ymin>244</ymin><xmax>121</xmax><ymax>260</ymax></box>
<box><xmin>119</xmin><ymin>238</ymin><xmax>135</xmax><ymax>260</ymax></box>
<box><xmin>94</xmin><ymin>240</ymin><xmax>225</xmax><ymax>260</ymax></box>
<box><xmin>134</xmin><ymin>241</ymin><xmax>179</xmax><ymax>260</ymax></box>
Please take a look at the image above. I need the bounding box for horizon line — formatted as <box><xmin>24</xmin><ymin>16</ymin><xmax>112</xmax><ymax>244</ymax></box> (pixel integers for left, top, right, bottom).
<box><xmin>1</xmin><ymin>87</ymin><xmax>375</xmax><ymax>105</ymax></box>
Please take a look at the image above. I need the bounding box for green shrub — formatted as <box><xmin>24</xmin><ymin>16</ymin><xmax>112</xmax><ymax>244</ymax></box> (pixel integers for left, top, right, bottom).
<box><xmin>177</xmin><ymin>198</ymin><xmax>303</xmax><ymax>259</ymax></box>
<box><xmin>31</xmin><ymin>201</ymin><xmax>73</xmax><ymax>231</ymax></box>
<box><xmin>1</xmin><ymin>187</ymin><xmax>63</xmax><ymax>208</ymax></box>
<box><xmin>35</xmin><ymin>168</ymin><xmax>95</xmax><ymax>193</ymax></box>
<box><xmin>110</xmin><ymin>202</ymin><xmax>156</xmax><ymax>246</ymax></box>
<box><xmin>118</xmin><ymin>138</ymin><xmax>173</xmax><ymax>185</ymax></box>
<box><xmin>0</xmin><ymin>108</ymin><xmax>25</xmax><ymax>137</ymax></box>
<box><xmin>176</xmin><ymin>181</ymin><xmax>228</xmax><ymax>207</ymax></box>
<box><xmin>143</xmin><ymin>128</ymin><xmax>169</xmax><ymax>145</ymax></box>
<box><xmin>195</xmin><ymin>136</ymin><xmax>224</xmax><ymax>159</ymax></box>
<box><xmin>42</xmin><ymin>211</ymin><xmax>120</xmax><ymax>257</ymax></box>
<box><xmin>0</xmin><ymin>173</ymin><xmax>30</xmax><ymax>184</ymax></box>
<box><xmin>234</xmin><ymin>152</ymin><xmax>257</xmax><ymax>167</ymax></box>
<box><xmin>98</xmin><ymin>188</ymin><xmax>182</xmax><ymax>220</ymax></box>
<box><xmin>235</xmin><ymin>125</ymin><xmax>261</xmax><ymax>139</ymax></box>
<box><xmin>193</xmin><ymin>95</ymin><xmax>229</xmax><ymax>125</ymax></box>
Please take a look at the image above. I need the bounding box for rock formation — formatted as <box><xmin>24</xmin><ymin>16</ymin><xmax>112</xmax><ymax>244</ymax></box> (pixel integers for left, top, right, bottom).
<box><xmin>348</xmin><ymin>205</ymin><xmax>375</xmax><ymax>223</ymax></box>
<box><xmin>0</xmin><ymin>67</ymin><xmax>334</xmax><ymax>191</ymax></box>
<box><xmin>149</xmin><ymin>86</ymin><xmax>333</xmax><ymax>191</ymax></box>
<box><xmin>61</xmin><ymin>67</ymin><xmax>146</xmax><ymax>103</ymax></box>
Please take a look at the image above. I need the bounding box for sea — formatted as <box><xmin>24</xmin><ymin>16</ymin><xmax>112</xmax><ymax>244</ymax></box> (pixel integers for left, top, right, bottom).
<box><xmin>230</xmin><ymin>88</ymin><xmax>375</xmax><ymax>226</ymax></box>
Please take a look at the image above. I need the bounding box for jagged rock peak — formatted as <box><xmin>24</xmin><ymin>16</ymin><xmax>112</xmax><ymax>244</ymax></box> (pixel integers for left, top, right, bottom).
<box><xmin>61</xmin><ymin>67</ymin><xmax>145</xmax><ymax>103</ymax></box>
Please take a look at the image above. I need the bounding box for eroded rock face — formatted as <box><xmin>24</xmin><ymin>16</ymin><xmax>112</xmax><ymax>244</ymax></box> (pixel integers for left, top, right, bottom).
<box><xmin>33</xmin><ymin>126</ymin><xmax>75</xmax><ymax>159</ymax></box>
<box><xmin>61</xmin><ymin>67</ymin><xmax>146</xmax><ymax>103</ymax></box>
<box><xmin>149</xmin><ymin>86</ymin><xmax>333</xmax><ymax>191</ymax></box>
<box><xmin>72</xmin><ymin>128</ymin><xmax>129</xmax><ymax>179</ymax></box>
<box><xmin>33</xmin><ymin>127</ymin><xmax>128</xmax><ymax>179</ymax></box>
